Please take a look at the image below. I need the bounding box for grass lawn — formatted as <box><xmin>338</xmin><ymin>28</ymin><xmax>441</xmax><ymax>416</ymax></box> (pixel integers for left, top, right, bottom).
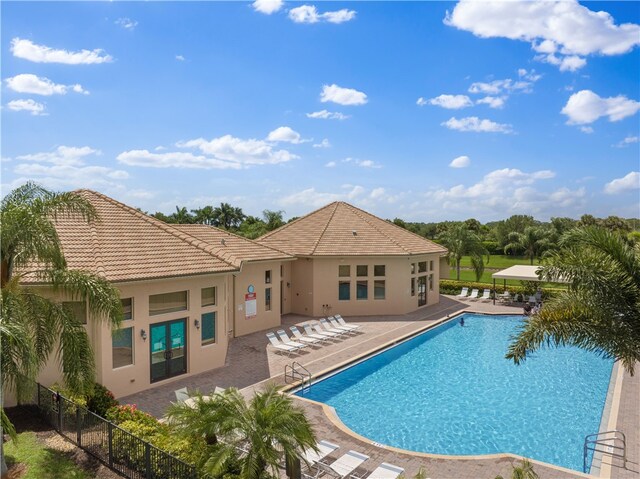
<box><xmin>4</xmin><ymin>431</ymin><xmax>90</xmax><ymax>479</ymax></box>
<box><xmin>458</xmin><ymin>254</ymin><xmax>540</xmax><ymax>269</ymax></box>
<box><xmin>448</xmin><ymin>269</ymin><xmax>523</xmax><ymax>285</ymax></box>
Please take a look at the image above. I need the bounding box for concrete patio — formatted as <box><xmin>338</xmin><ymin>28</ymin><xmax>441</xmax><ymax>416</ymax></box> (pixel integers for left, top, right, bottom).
<box><xmin>119</xmin><ymin>296</ymin><xmax>639</xmax><ymax>479</ymax></box>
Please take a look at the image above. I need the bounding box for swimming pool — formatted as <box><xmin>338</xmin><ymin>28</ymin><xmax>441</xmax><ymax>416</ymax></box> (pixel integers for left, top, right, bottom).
<box><xmin>296</xmin><ymin>313</ymin><xmax>613</xmax><ymax>472</ymax></box>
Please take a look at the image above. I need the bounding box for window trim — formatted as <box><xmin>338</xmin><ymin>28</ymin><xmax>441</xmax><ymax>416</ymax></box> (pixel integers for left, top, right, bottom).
<box><xmin>149</xmin><ymin>290</ymin><xmax>188</xmax><ymax>316</ymax></box>
<box><xmin>201</xmin><ymin>287</ymin><xmax>216</xmax><ymax>308</ymax></box>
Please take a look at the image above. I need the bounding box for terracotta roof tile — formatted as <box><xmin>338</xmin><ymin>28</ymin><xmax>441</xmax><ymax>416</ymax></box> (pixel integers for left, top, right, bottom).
<box><xmin>259</xmin><ymin>202</ymin><xmax>447</xmax><ymax>257</ymax></box>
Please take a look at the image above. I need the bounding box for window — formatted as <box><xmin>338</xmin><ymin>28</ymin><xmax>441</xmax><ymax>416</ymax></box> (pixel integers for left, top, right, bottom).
<box><xmin>339</xmin><ymin>281</ymin><xmax>350</xmax><ymax>300</ymax></box>
<box><xmin>418</xmin><ymin>261</ymin><xmax>427</xmax><ymax>273</ymax></box>
<box><xmin>417</xmin><ymin>276</ymin><xmax>427</xmax><ymax>306</ymax></box>
<box><xmin>265</xmin><ymin>270</ymin><xmax>272</xmax><ymax>284</ymax></box>
<box><xmin>356</xmin><ymin>280</ymin><xmax>368</xmax><ymax>300</ymax></box>
<box><xmin>411</xmin><ymin>263</ymin><xmax>416</xmax><ymax>275</ymax></box>
<box><xmin>201</xmin><ymin>312</ymin><xmax>216</xmax><ymax>345</ymax></box>
<box><xmin>411</xmin><ymin>278</ymin><xmax>415</xmax><ymax>296</ymax></box>
<box><xmin>121</xmin><ymin>298</ymin><xmax>133</xmax><ymax>321</ymax></box>
<box><xmin>265</xmin><ymin>288</ymin><xmax>272</xmax><ymax>311</ymax></box>
<box><xmin>374</xmin><ymin>265</ymin><xmax>385</xmax><ymax>276</ymax></box>
<box><xmin>149</xmin><ymin>291</ymin><xmax>188</xmax><ymax>316</ymax></box>
<box><xmin>338</xmin><ymin>265</ymin><xmax>350</xmax><ymax>277</ymax></box>
<box><xmin>112</xmin><ymin>327</ymin><xmax>133</xmax><ymax>368</ymax></box>
<box><xmin>63</xmin><ymin>301</ymin><xmax>87</xmax><ymax>325</ymax></box>
<box><xmin>429</xmin><ymin>260</ymin><xmax>434</xmax><ymax>271</ymax></box>
<box><xmin>201</xmin><ymin>287</ymin><xmax>216</xmax><ymax>307</ymax></box>
<box><xmin>356</xmin><ymin>265</ymin><xmax>368</xmax><ymax>277</ymax></box>
<box><xmin>374</xmin><ymin>280</ymin><xmax>385</xmax><ymax>300</ymax></box>
<box><xmin>429</xmin><ymin>274</ymin><xmax>434</xmax><ymax>291</ymax></box>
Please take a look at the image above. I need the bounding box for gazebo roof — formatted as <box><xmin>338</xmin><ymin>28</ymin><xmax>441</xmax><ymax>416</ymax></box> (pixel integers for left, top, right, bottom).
<box><xmin>492</xmin><ymin>265</ymin><xmax>544</xmax><ymax>281</ymax></box>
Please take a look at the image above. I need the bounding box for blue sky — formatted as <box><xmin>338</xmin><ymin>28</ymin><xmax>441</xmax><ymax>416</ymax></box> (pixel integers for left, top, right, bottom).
<box><xmin>2</xmin><ymin>1</ymin><xmax>639</xmax><ymax>222</ymax></box>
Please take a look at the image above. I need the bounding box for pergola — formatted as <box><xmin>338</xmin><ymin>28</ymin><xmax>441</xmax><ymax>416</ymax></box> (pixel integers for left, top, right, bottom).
<box><xmin>491</xmin><ymin>265</ymin><xmax>544</xmax><ymax>305</ymax></box>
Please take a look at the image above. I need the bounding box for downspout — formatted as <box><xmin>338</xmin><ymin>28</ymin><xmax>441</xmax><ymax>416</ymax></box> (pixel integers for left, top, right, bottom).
<box><xmin>232</xmin><ymin>274</ymin><xmax>237</xmax><ymax>339</ymax></box>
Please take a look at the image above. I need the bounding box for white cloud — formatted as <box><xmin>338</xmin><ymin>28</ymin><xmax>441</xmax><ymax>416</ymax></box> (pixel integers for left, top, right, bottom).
<box><xmin>6</xmin><ymin>99</ymin><xmax>46</xmax><ymax>116</ymax></box>
<box><xmin>325</xmin><ymin>161</ymin><xmax>337</xmax><ymax>168</ymax></box>
<box><xmin>5</xmin><ymin>74</ymin><xmax>89</xmax><ymax>96</ymax></box>
<box><xmin>416</xmin><ymin>97</ymin><xmax>427</xmax><ymax>107</ymax></box>
<box><xmin>115</xmin><ymin>18</ymin><xmax>138</xmax><ymax>30</ymax></box>
<box><xmin>279</xmin><ymin>185</ymin><xmax>366</xmax><ymax>209</ymax></box>
<box><xmin>313</xmin><ymin>139</ymin><xmax>331</xmax><ymax>148</ymax></box>
<box><xmin>288</xmin><ymin>5</ymin><xmax>356</xmax><ymax>24</ymax></box>
<box><xmin>428</xmin><ymin>94</ymin><xmax>473</xmax><ymax>109</ymax></box>
<box><xmin>119</xmin><ymin>132</ymin><xmax>299</xmax><ymax>170</ymax></box>
<box><xmin>306</xmin><ymin>109</ymin><xmax>350</xmax><ymax>120</ymax></box>
<box><xmin>561</xmin><ymin>90</ymin><xmax>640</xmax><ymax>125</ymax></box>
<box><xmin>10</xmin><ymin>38</ymin><xmax>112</xmax><ymax>64</ymax></box>
<box><xmin>267</xmin><ymin>126</ymin><xmax>307</xmax><ymax>144</ymax></box>
<box><xmin>252</xmin><ymin>0</ymin><xmax>283</xmax><ymax>14</ymax></box>
<box><xmin>444</xmin><ymin>0</ymin><xmax>640</xmax><ymax>71</ymax></box>
<box><xmin>613</xmin><ymin>135</ymin><xmax>639</xmax><ymax>148</ymax></box>
<box><xmin>442</xmin><ymin>116</ymin><xmax>512</xmax><ymax>133</ymax></box>
<box><xmin>580</xmin><ymin>126</ymin><xmax>594</xmax><ymax>134</ymax></box>
<box><xmin>343</xmin><ymin>157</ymin><xmax>382</xmax><ymax>169</ymax></box>
<box><xmin>604</xmin><ymin>172</ymin><xmax>640</xmax><ymax>195</ymax></box>
<box><xmin>468</xmin><ymin>78</ymin><xmax>535</xmax><ymax>95</ymax></box>
<box><xmin>476</xmin><ymin>96</ymin><xmax>505</xmax><ymax>109</ymax></box>
<box><xmin>320</xmin><ymin>84</ymin><xmax>367</xmax><ymax>106</ymax></box>
<box><xmin>176</xmin><ymin>55</ymin><xmax>185</xmax><ymax>61</ymax></box>
<box><xmin>449</xmin><ymin>155</ymin><xmax>470</xmax><ymax>168</ymax></box>
<box><xmin>10</xmin><ymin>145</ymin><xmax>129</xmax><ymax>190</ymax></box>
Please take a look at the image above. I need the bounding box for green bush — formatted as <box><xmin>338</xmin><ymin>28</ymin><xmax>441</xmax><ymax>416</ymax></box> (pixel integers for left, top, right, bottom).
<box><xmin>49</xmin><ymin>383</ymin><xmax>87</xmax><ymax>409</ymax></box>
<box><xmin>440</xmin><ymin>279</ymin><xmax>562</xmax><ymax>300</ymax></box>
<box><xmin>106</xmin><ymin>404</ymin><xmax>158</xmax><ymax>428</ymax></box>
<box><xmin>87</xmin><ymin>382</ymin><xmax>118</xmax><ymax>417</ymax></box>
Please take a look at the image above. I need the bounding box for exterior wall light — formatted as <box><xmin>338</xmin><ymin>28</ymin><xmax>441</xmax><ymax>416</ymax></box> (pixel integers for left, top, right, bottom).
<box><xmin>194</xmin><ymin>319</ymin><xmax>200</xmax><ymax>329</ymax></box>
<box><xmin>140</xmin><ymin>329</ymin><xmax>148</xmax><ymax>341</ymax></box>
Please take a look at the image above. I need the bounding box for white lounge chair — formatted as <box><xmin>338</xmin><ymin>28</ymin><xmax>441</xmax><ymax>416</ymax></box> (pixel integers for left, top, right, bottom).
<box><xmin>306</xmin><ymin>323</ymin><xmax>340</xmax><ymax>340</ymax></box>
<box><xmin>291</xmin><ymin>325</ymin><xmax>329</xmax><ymax>344</ymax></box>
<box><xmin>479</xmin><ymin>289</ymin><xmax>491</xmax><ymax>302</ymax></box>
<box><xmin>456</xmin><ymin>287</ymin><xmax>469</xmax><ymax>299</ymax></box>
<box><xmin>302</xmin><ymin>439</ymin><xmax>340</xmax><ymax>466</ymax></box>
<box><xmin>333</xmin><ymin>314</ymin><xmax>361</xmax><ymax>331</ymax></box>
<box><xmin>466</xmin><ymin>288</ymin><xmax>479</xmax><ymax>300</ymax></box>
<box><xmin>319</xmin><ymin>318</ymin><xmax>350</xmax><ymax>337</ymax></box>
<box><xmin>321</xmin><ymin>450</ymin><xmax>369</xmax><ymax>478</ymax></box>
<box><xmin>528</xmin><ymin>295</ymin><xmax>537</xmax><ymax>305</ymax></box>
<box><xmin>174</xmin><ymin>387</ymin><xmax>189</xmax><ymax>403</ymax></box>
<box><xmin>266</xmin><ymin>331</ymin><xmax>301</xmax><ymax>356</ymax></box>
<box><xmin>328</xmin><ymin>317</ymin><xmax>358</xmax><ymax>335</ymax></box>
<box><xmin>498</xmin><ymin>291</ymin><xmax>512</xmax><ymax>304</ymax></box>
<box><xmin>276</xmin><ymin>329</ymin><xmax>308</xmax><ymax>350</ymax></box>
<box><xmin>366</xmin><ymin>463</ymin><xmax>405</xmax><ymax>479</ymax></box>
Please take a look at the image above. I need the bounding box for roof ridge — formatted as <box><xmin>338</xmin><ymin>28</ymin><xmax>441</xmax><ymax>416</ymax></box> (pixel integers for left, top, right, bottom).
<box><xmin>87</xmin><ymin>214</ymin><xmax>106</xmax><ymax>278</ymax></box>
<box><xmin>77</xmin><ymin>190</ymin><xmax>238</xmax><ymax>271</ymax></box>
<box><xmin>310</xmin><ymin>202</ymin><xmax>339</xmax><ymax>255</ymax></box>
<box><xmin>343</xmin><ymin>202</ymin><xmax>412</xmax><ymax>254</ymax></box>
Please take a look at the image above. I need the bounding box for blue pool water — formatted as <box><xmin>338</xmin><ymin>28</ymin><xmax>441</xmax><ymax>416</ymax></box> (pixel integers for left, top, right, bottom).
<box><xmin>297</xmin><ymin>314</ymin><xmax>613</xmax><ymax>472</ymax></box>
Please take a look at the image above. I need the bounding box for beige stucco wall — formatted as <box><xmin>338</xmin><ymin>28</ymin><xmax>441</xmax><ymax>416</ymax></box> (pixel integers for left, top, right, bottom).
<box><xmin>289</xmin><ymin>254</ymin><xmax>442</xmax><ymax>317</ymax></box>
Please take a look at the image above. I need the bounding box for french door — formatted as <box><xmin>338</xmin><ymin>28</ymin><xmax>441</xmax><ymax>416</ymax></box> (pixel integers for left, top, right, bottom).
<box><xmin>150</xmin><ymin>318</ymin><xmax>187</xmax><ymax>383</ymax></box>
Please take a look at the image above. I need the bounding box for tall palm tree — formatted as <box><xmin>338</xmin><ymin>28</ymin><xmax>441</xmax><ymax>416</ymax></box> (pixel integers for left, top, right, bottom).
<box><xmin>170</xmin><ymin>206</ymin><xmax>194</xmax><ymax>224</ymax></box>
<box><xmin>438</xmin><ymin>223</ymin><xmax>489</xmax><ymax>281</ymax></box>
<box><xmin>263</xmin><ymin>210</ymin><xmax>285</xmax><ymax>231</ymax></box>
<box><xmin>166</xmin><ymin>384</ymin><xmax>316</xmax><ymax>479</ymax></box>
<box><xmin>503</xmin><ymin>226</ymin><xmax>551</xmax><ymax>265</ymax></box>
<box><xmin>191</xmin><ymin>205</ymin><xmax>217</xmax><ymax>225</ymax></box>
<box><xmin>506</xmin><ymin>226</ymin><xmax>640</xmax><ymax>375</ymax></box>
<box><xmin>1</xmin><ymin>183</ymin><xmax>123</xmax><ymax>475</ymax></box>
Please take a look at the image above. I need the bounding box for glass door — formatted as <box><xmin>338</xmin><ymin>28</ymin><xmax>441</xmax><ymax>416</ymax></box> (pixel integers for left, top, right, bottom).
<box><xmin>417</xmin><ymin>276</ymin><xmax>427</xmax><ymax>307</ymax></box>
<box><xmin>150</xmin><ymin>319</ymin><xmax>187</xmax><ymax>383</ymax></box>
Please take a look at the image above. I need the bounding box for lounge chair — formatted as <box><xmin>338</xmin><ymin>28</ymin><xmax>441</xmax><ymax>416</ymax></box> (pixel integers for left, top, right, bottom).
<box><xmin>334</xmin><ymin>314</ymin><xmax>361</xmax><ymax>331</ymax></box>
<box><xmin>276</xmin><ymin>329</ymin><xmax>308</xmax><ymax>350</ymax></box>
<box><xmin>306</xmin><ymin>323</ymin><xmax>340</xmax><ymax>340</ymax></box>
<box><xmin>302</xmin><ymin>439</ymin><xmax>340</xmax><ymax>466</ymax></box>
<box><xmin>321</xmin><ymin>450</ymin><xmax>370</xmax><ymax>478</ymax></box>
<box><xmin>266</xmin><ymin>331</ymin><xmax>301</xmax><ymax>356</ymax></box>
<box><xmin>291</xmin><ymin>325</ymin><xmax>330</xmax><ymax>344</ymax></box>
<box><xmin>319</xmin><ymin>318</ymin><xmax>350</xmax><ymax>337</ymax></box>
<box><xmin>466</xmin><ymin>288</ymin><xmax>479</xmax><ymax>300</ymax></box>
<box><xmin>528</xmin><ymin>295</ymin><xmax>537</xmax><ymax>305</ymax></box>
<box><xmin>328</xmin><ymin>317</ymin><xmax>358</xmax><ymax>335</ymax></box>
<box><xmin>498</xmin><ymin>291</ymin><xmax>511</xmax><ymax>304</ymax></box>
<box><xmin>366</xmin><ymin>463</ymin><xmax>405</xmax><ymax>479</ymax></box>
<box><xmin>455</xmin><ymin>287</ymin><xmax>469</xmax><ymax>299</ymax></box>
<box><xmin>174</xmin><ymin>387</ymin><xmax>189</xmax><ymax>403</ymax></box>
<box><xmin>479</xmin><ymin>289</ymin><xmax>491</xmax><ymax>302</ymax></box>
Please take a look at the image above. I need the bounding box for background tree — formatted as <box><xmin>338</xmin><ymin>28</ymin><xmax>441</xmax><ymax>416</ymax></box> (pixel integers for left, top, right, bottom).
<box><xmin>263</xmin><ymin>209</ymin><xmax>285</xmax><ymax>232</ymax></box>
<box><xmin>213</xmin><ymin>203</ymin><xmax>245</xmax><ymax>230</ymax></box>
<box><xmin>191</xmin><ymin>205</ymin><xmax>217</xmax><ymax>225</ymax></box>
<box><xmin>167</xmin><ymin>385</ymin><xmax>316</xmax><ymax>479</ymax></box>
<box><xmin>170</xmin><ymin>206</ymin><xmax>195</xmax><ymax>224</ymax></box>
<box><xmin>1</xmin><ymin>183</ymin><xmax>123</xmax><ymax>474</ymax></box>
<box><xmin>507</xmin><ymin>226</ymin><xmax>640</xmax><ymax>375</ymax></box>
<box><xmin>438</xmin><ymin>223</ymin><xmax>489</xmax><ymax>280</ymax></box>
<box><xmin>503</xmin><ymin>226</ymin><xmax>552</xmax><ymax>264</ymax></box>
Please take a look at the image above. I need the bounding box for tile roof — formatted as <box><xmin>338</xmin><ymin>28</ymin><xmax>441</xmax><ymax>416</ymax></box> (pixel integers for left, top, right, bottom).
<box><xmin>23</xmin><ymin>190</ymin><xmax>239</xmax><ymax>283</ymax></box>
<box><xmin>172</xmin><ymin>224</ymin><xmax>294</xmax><ymax>268</ymax></box>
<box><xmin>258</xmin><ymin>201</ymin><xmax>448</xmax><ymax>257</ymax></box>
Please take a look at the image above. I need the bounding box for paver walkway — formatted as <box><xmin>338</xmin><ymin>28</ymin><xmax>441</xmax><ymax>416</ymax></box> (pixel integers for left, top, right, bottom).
<box><xmin>120</xmin><ymin>296</ymin><xmax>639</xmax><ymax>479</ymax></box>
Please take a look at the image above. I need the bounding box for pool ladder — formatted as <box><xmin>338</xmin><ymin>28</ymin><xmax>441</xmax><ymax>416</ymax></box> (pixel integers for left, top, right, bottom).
<box><xmin>285</xmin><ymin>361</ymin><xmax>312</xmax><ymax>395</ymax></box>
<box><xmin>583</xmin><ymin>430</ymin><xmax>627</xmax><ymax>473</ymax></box>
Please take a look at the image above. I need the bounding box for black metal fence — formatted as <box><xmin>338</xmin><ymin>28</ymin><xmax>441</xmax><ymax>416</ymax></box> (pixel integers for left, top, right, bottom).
<box><xmin>33</xmin><ymin>383</ymin><xmax>198</xmax><ymax>479</ymax></box>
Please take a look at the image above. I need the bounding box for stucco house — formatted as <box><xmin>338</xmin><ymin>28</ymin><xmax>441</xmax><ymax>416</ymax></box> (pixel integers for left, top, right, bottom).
<box><xmin>258</xmin><ymin>201</ymin><xmax>448</xmax><ymax>318</ymax></box>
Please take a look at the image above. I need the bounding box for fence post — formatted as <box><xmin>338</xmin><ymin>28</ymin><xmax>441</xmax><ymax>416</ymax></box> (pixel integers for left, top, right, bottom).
<box><xmin>108</xmin><ymin>421</ymin><xmax>114</xmax><ymax>468</ymax></box>
<box><xmin>145</xmin><ymin>442</ymin><xmax>152</xmax><ymax>479</ymax></box>
<box><xmin>56</xmin><ymin>391</ymin><xmax>62</xmax><ymax>432</ymax></box>
<box><xmin>76</xmin><ymin>406</ymin><xmax>82</xmax><ymax>447</ymax></box>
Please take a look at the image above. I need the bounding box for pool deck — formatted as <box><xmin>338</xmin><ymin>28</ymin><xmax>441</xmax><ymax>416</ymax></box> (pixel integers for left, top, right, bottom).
<box><xmin>120</xmin><ymin>296</ymin><xmax>639</xmax><ymax>479</ymax></box>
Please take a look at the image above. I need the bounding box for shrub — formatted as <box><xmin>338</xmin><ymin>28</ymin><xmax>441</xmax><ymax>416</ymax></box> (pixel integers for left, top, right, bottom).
<box><xmin>106</xmin><ymin>404</ymin><xmax>158</xmax><ymax>428</ymax></box>
<box><xmin>49</xmin><ymin>383</ymin><xmax>87</xmax><ymax>409</ymax></box>
<box><xmin>87</xmin><ymin>382</ymin><xmax>119</xmax><ymax>417</ymax></box>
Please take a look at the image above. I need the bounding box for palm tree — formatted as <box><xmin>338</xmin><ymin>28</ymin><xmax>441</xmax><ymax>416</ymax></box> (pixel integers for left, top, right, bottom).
<box><xmin>191</xmin><ymin>205</ymin><xmax>217</xmax><ymax>225</ymax></box>
<box><xmin>495</xmin><ymin>459</ymin><xmax>538</xmax><ymax>479</ymax></box>
<box><xmin>263</xmin><ymin>209</ymin><xmax>285</xmax><ymax>231</ymax></box>
<box><xmin>170</xmin><ymin>206</ymin><xmax>194</xmax><ymax>224</ymax></box>
<box><xmin>438</xmin><ymin>223</ymin><xmax>489</xmax><ymax>281</ymax></box>
<box><xmin>1</xmin><ymin>183</ymin><xmax>123</xmax><ymax>475</ymax></box>
<box><xmin>506</xmin><ymin>226</ymin><xmax>640</xmax><ymax>375</ymax></box>
<box><xmin>166</xmin><ymin>384</ymin><xmax>316</xmax><ymax>479</ymax></box>
<box><xmin>504</xmin><ymin>226</ymin><xmax>551</xmax><ymax>265</ymax></box>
